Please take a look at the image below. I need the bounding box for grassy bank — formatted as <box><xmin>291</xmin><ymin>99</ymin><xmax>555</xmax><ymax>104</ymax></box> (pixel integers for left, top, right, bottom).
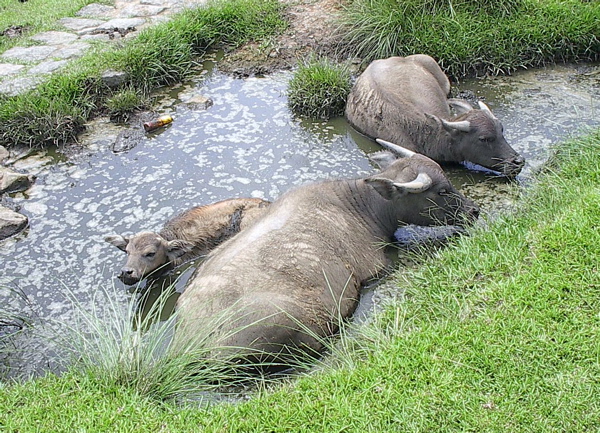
<box><xmin>2</xmin><ymin>128</ymin><xmax>599</xmax><ymax>431</ymax></box>
<box><xmin>338</xmin><ymin>0</ymin><xmax>600</xmax><ymax>78</ymax></box>
<box><xmin>0</xmin><ymin>0</ymin><xmax>286</xmax><ymax>148</ymax></box>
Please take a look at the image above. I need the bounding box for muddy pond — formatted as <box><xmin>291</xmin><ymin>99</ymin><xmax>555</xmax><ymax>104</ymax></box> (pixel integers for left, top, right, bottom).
<box><xmin>1</xmin><ymin>60</ymin><xmax>598</xmax><ymax>377</ymax></box>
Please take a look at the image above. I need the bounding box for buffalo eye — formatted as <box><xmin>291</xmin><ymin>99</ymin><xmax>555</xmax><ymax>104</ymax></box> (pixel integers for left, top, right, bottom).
<box><xmin>438</xmin><ymin>188</ymin><xmax>449</xmax><ymax>196</ymax></box>
<box><xmin>479</xmin><ymin>136</ymin><xmax>494</xmax><ymax>143</ymax></box>
<box><xmin>144</xmin><ymin>252</ymin><xmax>156</xmax><ymax>258</ymax></box>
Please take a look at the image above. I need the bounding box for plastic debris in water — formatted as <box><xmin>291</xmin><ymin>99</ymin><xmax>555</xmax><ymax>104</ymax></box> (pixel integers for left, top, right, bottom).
<box><xmin>143</xmin><ymin>115</ymin><xmax>173</xmax><ymax>132</ymax></box>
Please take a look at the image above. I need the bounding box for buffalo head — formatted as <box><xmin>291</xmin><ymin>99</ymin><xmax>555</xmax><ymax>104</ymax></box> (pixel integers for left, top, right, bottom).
<box><xmin>105</xmin><ymin>232</ymin><xmax>193</xmax><ymax>285</ymax></box>
<box><xmin>369</xmin><ymin>139</ymin><xmax>480</xmax><ymax>227</ymax></box>
<box><xmin>433</xmin><ymin>101</ymin><xmax>524</xmax><ymax>177</ymax></box>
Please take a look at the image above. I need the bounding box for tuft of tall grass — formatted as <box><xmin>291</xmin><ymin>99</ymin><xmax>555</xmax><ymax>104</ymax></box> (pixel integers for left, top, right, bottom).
<box><xmin>0</xmin><ymin>0</ymin><xmax>287</xmax><ymax>149</ymax></box>
<box><xmin>287</xmin><ymin>56</ymin><xmax>352</xmax><ymax>119</ymax></box>
<box><xmin>337</xmin><ymin>0</ymin><xmax>600</xmax><ymax>78</ymax></box>
<box><xmin>51</xmin><ymin>283</ymin><xmax>263</xmax><ymax>403</ymax></box>
<box><xmin>105</xmin><ymin>87</ymin><xmax>151</xmax><ymax>123</ymax></box>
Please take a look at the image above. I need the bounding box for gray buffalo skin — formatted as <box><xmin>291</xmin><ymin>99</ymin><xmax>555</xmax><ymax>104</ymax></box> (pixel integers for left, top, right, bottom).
<box><xmin>176</xmin><ymin>150</ymin><xmax>479</xmax><ymax>368</ymax></box>
<box><xmin>106</xmin><ymin>197</ymin><xmax>270</xmax><ymax>285</ymax></box>
<box><xmin>345</xmin><ymin>54</ymin><xmax>525</xmax><ymax>176</ymax></box>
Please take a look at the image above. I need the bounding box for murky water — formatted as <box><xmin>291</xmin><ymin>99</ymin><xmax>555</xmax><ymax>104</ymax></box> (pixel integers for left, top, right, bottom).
<box><xmin>1</xmin><ymin>61</ymin><xmax>598</xmax><ymax>376</ymax></box>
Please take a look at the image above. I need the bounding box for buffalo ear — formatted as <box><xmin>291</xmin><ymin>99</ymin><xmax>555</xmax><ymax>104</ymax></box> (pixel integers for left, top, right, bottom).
<box><xmin>365</xmin><ymin>177</ymin><xmax>407</xmax><ymax>200</ymax></box>
<box><xmin>105</xmin><ymin>235</ymin><xmax>129</xmax><ymax>252</ymax></box>
<box><xmin>166</xmin><ymin>239</ymin><xmax>194</xmax><ymax>259</ymax></box>
<box><xmin>369</xmin><ymin>151</ymin><xmax>398</xmax><ymax>170</ymax></box>
<box><xmin>448</xmin><ymin>98</ymin><xmax>473</xmax><ymax>115</ymax></box>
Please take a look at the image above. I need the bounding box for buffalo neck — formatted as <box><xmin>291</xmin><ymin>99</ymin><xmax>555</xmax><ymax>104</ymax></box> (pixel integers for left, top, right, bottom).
<box><xmin>417</xmin><ymin>115</ymin><xmax>459</xmax><ymax>163</ymax></box>
<box><xmin>329</xmin><ymin>179</ymin><xmax>401</xmax><ymax>240</ymax></box>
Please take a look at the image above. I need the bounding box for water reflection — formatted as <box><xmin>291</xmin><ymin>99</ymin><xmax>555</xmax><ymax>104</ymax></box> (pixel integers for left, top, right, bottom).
<box><xmin>0</xmin><ymin>62</ymin><xmax>598</xmax><ymax>376</ymax></box>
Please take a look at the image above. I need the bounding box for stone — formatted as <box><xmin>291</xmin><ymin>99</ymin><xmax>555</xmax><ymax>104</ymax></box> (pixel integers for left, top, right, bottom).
<box><xmin>0</xmin><ymin>167</ymin><xmax>36</xmax><ymax>194</ymax></box>
<box><xmin>118</xmin><ymin>5</ymin><xmax>167</xmax><ymax>17</ymax></box>
<box><xmin>112</xmin><ymin>127</ymin><xmax>145</xmax><ymax>153</ymax></box>
<box><xmin>182</xmin><ymin>94</ymin><xmax>214</xmax><ymax>110</ymax></box>
<box><xmin>1</xmin><ymin>46</ymin><xmax>57</xmax><ymax>63</ymax></box>
<box><xmin>0</xmin><ymin>146</ymin><xmax>8</xmax><ymax>162</ymax></box>
<box><xmin>101</xmin><ymin>69</ymin><xmax>129</xmax><ymax>89</ymax></box>
<box><xmin>28</xmin><ymin>60</ymin><xmax>68</xmax><ymax>75</ymax></box>
<box><xmin>80</xmin><ymin>33</ymin><xmax>111</xmax><ymax>42</ymax></box>
<box><xmin>59</xmin><ymin>17</ymin><xmax>106</xmax><ymax>32</ymax></box>
<box><xmin>0</xmin><ymin>63</ymin><xmax>24</xmax><ymax>76</ymax></box>
<box><xmin>96</xmin><ymin>18</ymin><xmax>146</xmax><ymax>32</ymax></box>
<box><xmin>77</xmin><ymin>3</ymin><xmax>117</xmax><ymax>18</ymax></box>
<box><xmin>0</xmin><ymin>206</ymin><xmax>28</xmax><ymax>240</ymax></box>
<box><xmin>52</xmin><ymin>43</ymin><xmax>91</xmax><ymax>60</ymax></box>
<box><xmin>0</xmin><ymin>76</ymin><xmax>44</xmax><ymax>97</ymax></box>
<box><xmin>30</xmin><ymin>31</ymin><xmax>79</xmax><ymax>45</ymax></box>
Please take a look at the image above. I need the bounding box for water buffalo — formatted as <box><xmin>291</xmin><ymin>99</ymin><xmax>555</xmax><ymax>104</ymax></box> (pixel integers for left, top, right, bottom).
<box><xmin>105</xmin><ymin>197</ymin><xmax>270</xmax><ymax>285</ymax></box>
<box><xmin>175</xmin><ymin>143</ymin><xmax>479</xmax><ymax>369</ymax></box>
<box><xmin>345</xmin><ymin>54</ymin><xmax>525</xmax><ymax>177</ymax></box>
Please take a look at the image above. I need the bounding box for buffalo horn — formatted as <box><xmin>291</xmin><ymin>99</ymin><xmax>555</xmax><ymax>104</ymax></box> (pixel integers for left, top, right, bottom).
<box><xmin>375</xmin><ymin>138</ymin><xmax>416</xmax><ymax>158</ymax></box>
<box><xmin>478</xmin><ymin>101</ymin><xmax>497</xmax><ymax>119</ymax></box>
<box><xmin>441</xmin><ymin>119</ymin><xmax>471</xmax><ymax>132</ymax></box>
<box><xmin>395</xmin><ymin>172</ymin><xmax>432</xmax><ymax>193</ymax></box>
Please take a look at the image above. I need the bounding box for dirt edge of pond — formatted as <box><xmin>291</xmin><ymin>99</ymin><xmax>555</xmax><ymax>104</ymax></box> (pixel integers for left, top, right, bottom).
<box><xmin>218</xmin><ymin>0</ymin><xmax>345</xmax><ymax>76</ymax></box>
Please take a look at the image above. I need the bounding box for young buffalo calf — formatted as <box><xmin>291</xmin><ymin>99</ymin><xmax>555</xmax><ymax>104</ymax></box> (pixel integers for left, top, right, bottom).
<box><xmin>106</xmin><ymin>198</ymin><xmax>270</xmax><ymax>285</ymax></box>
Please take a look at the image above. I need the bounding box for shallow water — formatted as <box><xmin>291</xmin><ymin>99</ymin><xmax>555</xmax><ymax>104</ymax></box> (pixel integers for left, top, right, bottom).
<box><xmin>1</xmin><ymin>61</ymin><xmax>598</xmax><ymax>376</ymax></box>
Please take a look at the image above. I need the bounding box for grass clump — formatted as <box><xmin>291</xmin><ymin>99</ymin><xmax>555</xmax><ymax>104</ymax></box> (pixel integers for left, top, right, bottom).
<box><xmin>0</xmin><ymin>0</ymin><xmax>286</xmax><ymax>149</ymax></box>
<box><xmin>338</xmin><ymin>0</ymin><xmax>600</xmax><ymax>77</ymax></box>
<box><xmin>51</xmin><ymin>284</ymin><xmax>256</xmax><ymax>404</ymax></box>
<box><xmin>105</xmin><ymin>87</ymin><xmax>150</xmax><ymax>122</ymax></box>
<box><xmin>287</xmin><ymin>57</ymin><xmax>352</xmax><ymax>119</ymax></box>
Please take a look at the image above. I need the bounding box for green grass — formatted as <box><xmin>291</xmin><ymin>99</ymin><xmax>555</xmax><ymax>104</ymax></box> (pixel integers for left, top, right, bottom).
<box><xmin>287</xmin><ymin>56</ymin><xmax>352</xmax><ymax>119</ymax></box>
<box><xmin>1</xmin><ymin>128</ymin><xmax>599</xmax><ymax>431</ymax></box>
<box><xmin>0</xmin><ymin>0</ymin><xmax>108</xmax><ymax>54</ymax></box>
<box><xmin>0</xmin><ymin>0</ymin><xmax>287</xmax><ymax>148</ymax></box>
<box><xmin>337</xmin><ymin>0</ymin><xmax>600</xmax><ymax>77</ymax></box>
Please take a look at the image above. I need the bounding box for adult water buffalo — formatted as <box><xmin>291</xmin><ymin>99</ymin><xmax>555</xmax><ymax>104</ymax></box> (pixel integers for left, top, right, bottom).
<box><xmin>175</xmin><ymin>142</ymin><xmax>479</xmax><ymax>369</ymax></box>
<box><xmin>345</xmin><ymin>55</ymin><xmax>525</xmax><ymax>177</ymax></box>
<box><xmin>105</xmin><ymin>197</ymin><xmax>270</xmax><ymax>285</ymax></box>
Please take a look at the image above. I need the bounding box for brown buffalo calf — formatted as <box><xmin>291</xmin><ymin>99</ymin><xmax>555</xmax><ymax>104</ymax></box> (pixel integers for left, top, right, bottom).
<box><xmin>106</xmin><ymin>197</ymin><xmax>270</xmax><ymax>285</ymax></box>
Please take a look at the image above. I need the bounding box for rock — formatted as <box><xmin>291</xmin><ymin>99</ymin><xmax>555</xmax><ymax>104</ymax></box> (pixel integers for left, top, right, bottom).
<box><xmin>52</xmin><ymin>42</ymin><xmax>91</xmax><ymax>60</ymax></box>
<box><xmin>30</xmin><ymin>31</ymin><xmax>79</xmax><ymax>45</ymax></box>
<box><xmin>96</xmin><ymin>18</ymin><xmax>145</xmax><ymax>32</ymax></box>
<box><xmin>111</xmin><ymin>127</ymin><xmax>145</xmax><ymax>153</ymax></box>
<box><xmin>0</xmin><ymin>206</ymin><xmax>28</xmax><ymax>240</ymax></box>
<box><xmin>182</xmin><ymin>95</ymin><xmax>214</xmax><ymax>110</ymax></box>
<box><xmin>1</xmin><ymin>45</ymin><xmax>57</xmax><ymax>63</ymax></box>
<box><xmin>0</xmin><ymin>76</ymin><xmax>45</xmax><ymax>97</ymax></box>
<box><xmin>58</xmin><ymin>17</ymin><xmax>106</xmax><ymax>32</ymax></box>
<box><xmin>76</xmin><ymin>3</ymin><xmax>117</xmax><ymax>18</ymax></box>
<box><xmin>0</xmin><ymin>63</ymin><xmax>25</xmax><ymax>77</ymax></box>
<box><xmin>101</xmin><ymin>69</ymin><xmax>128</xmax><ymax>89</ymax></box>
<box><xmin>28</xmin><ymin>60</ymin><xmax>68</xmax><ymax>75</ymax></box>
<box><xmin>0</xmin><ymin>167</ymin><xmax>36</xmax><ymax>194</ymax></box>
<box><xmin>118</xmin><ymin>5</ymin><xmax>167</xmax><ymax>17</ymax></box>
<box><xmin>0</xmin><ymin>146</ymin><xmax>8</xmax><ymax>162</ymax></box>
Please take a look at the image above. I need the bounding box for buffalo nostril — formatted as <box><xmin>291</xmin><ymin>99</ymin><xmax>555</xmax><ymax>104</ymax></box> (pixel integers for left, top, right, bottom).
<box><xmin>121</xmin><ymin>268</ymin><xmax>134</xmax><ymax>276</ymax></box>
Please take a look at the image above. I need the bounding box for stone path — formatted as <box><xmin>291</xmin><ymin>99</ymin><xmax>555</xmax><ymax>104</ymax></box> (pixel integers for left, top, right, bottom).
<box><xmin>0</xmin><ymin>0</ymin><xmax>207</xmax><ymax>96</ymax></box>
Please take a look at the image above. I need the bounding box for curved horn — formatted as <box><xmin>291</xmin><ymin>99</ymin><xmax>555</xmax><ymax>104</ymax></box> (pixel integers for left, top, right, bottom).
<box><xmin>394</xmin><ymin>172</ymin><xmax>432</xmax><ymax>193</ymax></box>
<box><xmin>375</xmin><ymin>138</ymin><xmax>416</xmax><ymax>158</ymax></box>
<box><xmin>478</xmin><ymin>101</ymin><xmax>497</xmax><ymax>119</ymax></box>
<box><xmin>441</xmin><ymin>119</ymin><xmax>471</xmax><ymax>132</ymax></box>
